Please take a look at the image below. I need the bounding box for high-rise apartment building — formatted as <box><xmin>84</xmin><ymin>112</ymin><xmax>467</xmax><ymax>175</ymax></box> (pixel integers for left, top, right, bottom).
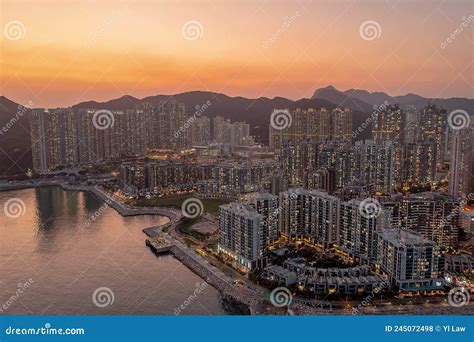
<box><xmin>449</xmin><ymin>125</ymin><xmax>474</xmax><ymax>198</ymax></box>
<box><xmin>269</xmin><ymin>107</ymin><xmax>352</xmax><ymax>149</ymax></box>
<box><xmin>218</xmin><ymin>202</ymin><xmax>267</xmax><ymax>270</ymax></box>
<box><xmin>401</xmin><ymin>139</ymin><xmax>437</xmax><ymax>187</ymax></box>
<box><xmin>30</xmin><ymin>100</ymin><xmax>188</xmax><ymax>172</ymax></box>
<box><xmin>189</xmin><ymin>116</ymin><xmax>211</xmax><ymax>146</ymax></box>
<box><xmin>355</xmin><ymin>140</ymin><xmax>395</xmax><ymax>193</ymax></box>
<box><xmin>30</xmin><ymin>109</ymin><xmax>78</xmax><ymax>172</ymax></box>
<box><xmin>155</xmin><ymin>99</ymin><xmax>187</xmax><ymax>148</ymax></box>
<box><xmin>375</xmin><ymin>228</ymin><xmax>445</xmax><ymax>291</ymax></box>
<box><xmin>382</xmin><ymin>192</ymin><xmax>461</xmax><ymax>246</ymax></box>
<box><xmin>339</xmin><ymin>199</ymin><xmax>389</xmax><ymax>261</ymax></box>
<box><xmin>280</xmin><ymin>141</ymin><xmax>319</xmax><ymax>186</ymax></box>
<box><xmin>213</xmin><ymin>116</ymin><xmax>251</xmax><ymax>146</ymax></box>
<box><xmin>420</xmin><ymin>104</ymin><xmax>446</xmax><ymax>169</ymax></box>
<box><xmin>249</xmin><ymin>193</ymin><xmax>280</xmax><ymax>244</ymax></box>
<box><xmin>372</xmin><ymin>104</ymin><xmax>404</xmax><ymax>144</ymax></box>
<box><xmin>279</xmin><ymin>188</ymin><xmax>340</xmax><ymax>248</ymax></box>
<box><xmin>332</xmin><ymin>107</ymin><xmax>353</xmax><ymax>144</ymax></box>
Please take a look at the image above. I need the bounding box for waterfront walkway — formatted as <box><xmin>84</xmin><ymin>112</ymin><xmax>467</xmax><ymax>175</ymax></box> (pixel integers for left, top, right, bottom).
<box><xmin>143</xmin><ymin>222</ymin><xmax>264</xmax><ymax>313</ymax></box>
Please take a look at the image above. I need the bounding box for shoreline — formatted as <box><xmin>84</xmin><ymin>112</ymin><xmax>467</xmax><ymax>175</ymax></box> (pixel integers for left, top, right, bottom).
<box><xmin>2</xmin><ymin>182</ymin><xmax>472</xmax><ymax>316</ymax></box>
<box><xmin>0</xmin><ymin>181</ymin><xmax>178</xmax><ymax>221</ymax></box>
<box><xmin>143</xmin><ymin>227</ymin><xmax>257</xmax><ymax>315</ymax></box>
<box><xmin>1</xmin><ymin>181</ymin><xmax>254</xmax><ymax>314</ymax></box>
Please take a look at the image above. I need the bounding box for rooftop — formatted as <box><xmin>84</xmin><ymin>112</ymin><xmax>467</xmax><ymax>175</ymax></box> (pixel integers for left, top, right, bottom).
<box><xmin>377</xmin><ymin>228</ymin><xmax>434</xmax><ymax>247</ymax></box>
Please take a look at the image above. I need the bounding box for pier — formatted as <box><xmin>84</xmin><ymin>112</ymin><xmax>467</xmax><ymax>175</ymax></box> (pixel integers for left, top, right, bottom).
<box><xmin>144</xmin><ymin>227</ymin><xmax>261</xmax><ymax>314</ymax></box>
<box><xmin>145</xmin><ymin>236</ymin><xmax>174</xmax><ymax>254</ymax></box>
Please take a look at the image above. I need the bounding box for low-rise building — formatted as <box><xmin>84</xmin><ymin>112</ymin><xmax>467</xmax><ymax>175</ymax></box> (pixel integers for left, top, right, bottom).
<box><xmin>261</xmin><ymin>265</ymin><xmax>297</xmax><ymax>286</ymax></box>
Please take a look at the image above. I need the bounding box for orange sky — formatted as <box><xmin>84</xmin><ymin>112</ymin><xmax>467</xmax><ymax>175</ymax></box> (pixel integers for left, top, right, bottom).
<box><xmin>1</xmin><ymin>0</ymin><xmax>473</xmax><ymax>107</ymax></box>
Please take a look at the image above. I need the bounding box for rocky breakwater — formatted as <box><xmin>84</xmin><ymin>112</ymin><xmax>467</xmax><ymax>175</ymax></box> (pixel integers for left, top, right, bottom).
<box><xmin>89</xmin><ymin>187</ymin><xmax>178</xmax><ymax>221</ymax></box>
<box><xmin>170</xmin><ymin>242</ymin><xmax>260</xmax><ymax>315</ymax></box>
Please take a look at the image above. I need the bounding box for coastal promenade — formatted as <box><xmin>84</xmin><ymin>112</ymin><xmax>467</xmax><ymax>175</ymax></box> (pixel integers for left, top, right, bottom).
<box><xmin>144</xmin><ymin>225</ymin><xmax>264</xmax><ymax>314</ymax></box>
<box><xmin>0</xmin><ymin>179</ymin><xmax>261</xmax><ymax>313</ymax></box>
<box><xmin>0</xmin><ymin>179</ymin><xmax>64</xmax><ymax>191</ymax></box>
<box><xmin>0</xmin><ymin>179</ymin><xmax>179</xmax><ymax>221</ymax></box>
<box><xmin>88</xmin><ymin>186</ymin><xmax>179</xmax><ymax>221</ymax></box>
<box><xmin>3</xmin><ymin>180</ymin><xmax>471</xmax><ymax>316</ymax></box>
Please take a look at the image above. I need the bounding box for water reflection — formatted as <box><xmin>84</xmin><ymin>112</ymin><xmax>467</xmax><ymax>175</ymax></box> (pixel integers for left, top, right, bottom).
<box><xmin>0</xmin><ymin>187</ymin><xmax>224</xmax><ymax>315</ymax></box>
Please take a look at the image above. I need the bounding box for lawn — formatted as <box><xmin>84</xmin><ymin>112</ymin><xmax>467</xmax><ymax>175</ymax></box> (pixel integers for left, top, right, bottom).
<box><xmin>131</xmin><ymin>194</ymin><xmax>230</xmax><ymax>214</ymax></box>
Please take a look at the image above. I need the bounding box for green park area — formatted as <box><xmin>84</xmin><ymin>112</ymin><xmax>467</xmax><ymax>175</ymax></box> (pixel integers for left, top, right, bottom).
<box><xmin>130</xmin><ymin>194</ymin><xmax>230</xmax><ymax>215</ymax></box>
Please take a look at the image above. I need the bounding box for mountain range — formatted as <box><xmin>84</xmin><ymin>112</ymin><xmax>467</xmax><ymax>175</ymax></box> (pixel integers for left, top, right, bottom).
<box><xmin>312</xmin><ymin>85</ymin><xmax>474</xmax><ymax>114</ymax></box>
<box><xmin>1</xmin><ymin>86</ymin><xmax>472</xmax><ymax>177</ymax></box>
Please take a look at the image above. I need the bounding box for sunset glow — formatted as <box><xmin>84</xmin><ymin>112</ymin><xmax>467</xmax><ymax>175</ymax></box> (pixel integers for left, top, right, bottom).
<box><xmin>1</xmin><ymin>0</ymin><xmax>473</xmax><ymax>107</ymax></box>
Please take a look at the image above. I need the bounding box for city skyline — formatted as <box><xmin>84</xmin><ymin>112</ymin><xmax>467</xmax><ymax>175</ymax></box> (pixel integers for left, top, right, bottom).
<box><xmin>1</xmin><ymin>0</ymin><xmax>473</xmax><ymax>108</ymax></box>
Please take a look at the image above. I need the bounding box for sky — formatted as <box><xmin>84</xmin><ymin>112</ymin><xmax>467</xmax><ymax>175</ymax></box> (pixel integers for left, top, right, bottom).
<box><xmin>1</xmin><ymin>0</ymin><xmax>473</xmax><ymax>108</ymax></box>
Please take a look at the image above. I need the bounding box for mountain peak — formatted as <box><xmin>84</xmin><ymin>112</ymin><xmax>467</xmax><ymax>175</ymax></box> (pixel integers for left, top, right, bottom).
<box><xmin>312</xmin><ymin>86</ymin><xmax>373</xmax><ymax>112</ymax></box>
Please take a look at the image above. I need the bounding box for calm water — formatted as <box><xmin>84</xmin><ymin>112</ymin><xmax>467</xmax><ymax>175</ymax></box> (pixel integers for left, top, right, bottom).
<box><xmin>0</xmin><ymin>187</ymin><xmax>225</xmax><ymax>315</ymax></box>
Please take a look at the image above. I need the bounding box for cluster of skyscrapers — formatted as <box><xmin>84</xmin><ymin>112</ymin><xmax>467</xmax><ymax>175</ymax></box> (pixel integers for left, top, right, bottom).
<box><xmin>28</xmin><ymin>98</ymin><xmax>472</xmax><ymax>293</ymax></box>
<box><xmin>279</xmin><ymin>139</ymin><xmax>395</xmax><ymax>192</ymax></box>
<box><xmin>119</xmin><ymin>159</ymin><xmax>274</xmax><ymax>197</ymax></box>
<box><xmin>217</xmin><ymin>102</ymin><xmax>472</xmax><ymax>293</ymax></box>
<box><xmin>269</xmin><ymin>107</ymin><xmax>352</xmax><ymax>149</ymax></box>
<box><xmin>30</xmin><ymin>102</ymin><xmax>253</xmax><ymax>173</ymax></box>
<box><xmin>30</xmin><ymin>100</ymin><xmax>187</xmax><ymax>172</ymax></box>
<box><xmin>275</xmin><ymin>104</ymin><xmax>473</xmax><ymax>196</ymax></box>
<box><xmin>218</xmin><ymin>188</ymin><xmax>446</xmax><ymax>292</ymax></box>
